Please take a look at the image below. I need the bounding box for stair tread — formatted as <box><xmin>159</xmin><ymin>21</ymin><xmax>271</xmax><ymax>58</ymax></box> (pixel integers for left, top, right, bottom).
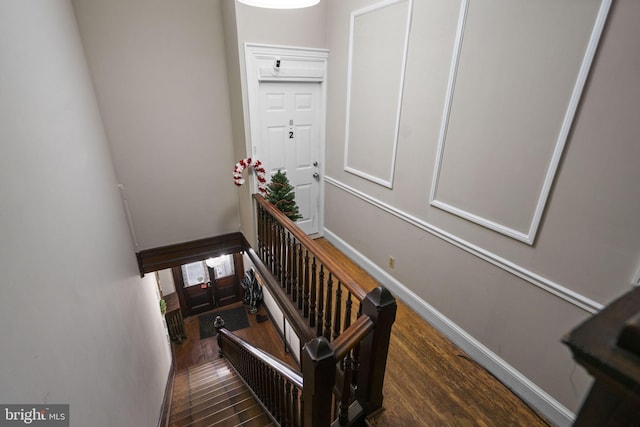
<box><xmin>172</xmin><ymin>381</ymin><xmax>246</xmax><ymax>409</ymax></box>
<box><xmin>172</xmin><ymin>375</ymin><xmax>240</xmax><ymax>401</ymax></box>
<box><xmin>188</xmin><ymin>403</ymin><xmax>264</xmax><ymax>427</ymax></box>
<box><xmin>169</xmin><ymin>358</ymin><xmax>273</xmax><ymax>427</ymax></box>
<box><xmin>170</xmin><ymin>389</ymin><xmax>253</xmax><ymax>422</ymax></box>
<box><xmin>173</xmin><ymin>399</ymin><xmax>259</xmax><ymax>427</ymax></box>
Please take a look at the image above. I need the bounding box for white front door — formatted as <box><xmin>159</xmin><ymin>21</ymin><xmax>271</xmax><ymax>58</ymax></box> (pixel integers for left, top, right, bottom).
<box><xmin>258</xmin><ymin>81</ymin><xmax>321</xmax><ymax>235</ymax></box>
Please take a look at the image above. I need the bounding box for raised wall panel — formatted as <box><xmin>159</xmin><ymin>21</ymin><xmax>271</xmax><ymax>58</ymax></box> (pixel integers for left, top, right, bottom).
<box><xmin>430</xmin><ymin>0</ymin><xmax>611</xmax><ymax>244</ymax></box>
<box><xmin>344</xmin><ymin>0</ymin><xmax>412</xmax><ymax>188</ymax></box>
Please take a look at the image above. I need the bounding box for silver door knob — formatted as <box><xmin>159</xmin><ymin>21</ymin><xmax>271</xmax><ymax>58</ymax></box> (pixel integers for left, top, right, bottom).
<box><xmin>313</xmin><ymin>161</ymin><xmax>318</xmax><ymax>167</ymax></box>
<box><xmin>313</xmin><ymin>172</ymin><xmax>320</xmax><ymax>180</ymax></box>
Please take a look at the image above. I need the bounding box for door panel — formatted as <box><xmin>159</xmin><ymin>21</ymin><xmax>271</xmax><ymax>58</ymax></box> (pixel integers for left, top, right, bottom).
<box><xmin>183</xmin><ymin>285</ymin><xmax>214</xmax><ymax>315</ymax></box>
<box><xmin>259</xmin><ymin>82</ymin><xmax>321</xmax><ymax>235</ymax></box>
<box><xmin>172</xmin><ymin>265</ymin><xmax>215</xmax><ymax>318</ymax></box>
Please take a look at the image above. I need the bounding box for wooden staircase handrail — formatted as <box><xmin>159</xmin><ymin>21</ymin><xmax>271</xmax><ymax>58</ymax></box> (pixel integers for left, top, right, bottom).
<box><xmin>331</xmin><ymin>315</ymin><xmax>374</xmax><ymax>361</ymax></box>
<box><xmin>253</xmin><ymin>194</ymin><xmax>367</xmax><ymax>301</ymax></box>
<box><xmin>218</xmin><ymin>327</ymin><xmax>303</xmax><ymax>389</ymax></box>
<box><xmin>249</xmin><ymin>195</ymin><xmax>398</xmax><ymax>425</ymax></box>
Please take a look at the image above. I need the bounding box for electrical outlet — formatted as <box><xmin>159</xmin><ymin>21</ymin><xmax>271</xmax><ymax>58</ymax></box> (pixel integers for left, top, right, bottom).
<box><xmin>388</xmin><ymin>256</ymin><xmax>395</xmax><ymax>269</ymax></box>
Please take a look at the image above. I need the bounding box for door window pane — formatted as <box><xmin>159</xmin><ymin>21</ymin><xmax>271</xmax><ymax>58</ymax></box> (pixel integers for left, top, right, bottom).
<box><xmin>181</xmin><ymin>261</ymin><xmax>209</xmax><ymax>287</ymax></box>
<box><xmin>205</xmin><ymin>254</ymin><xmax>235</xmax><ymax>279</ymax></box>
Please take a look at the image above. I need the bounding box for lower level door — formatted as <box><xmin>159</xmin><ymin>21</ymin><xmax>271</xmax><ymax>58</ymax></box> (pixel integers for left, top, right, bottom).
<box><xmin>172</xmin><ymin>262</ymin><xmax>216</xmax><ymax>317</ymax></box>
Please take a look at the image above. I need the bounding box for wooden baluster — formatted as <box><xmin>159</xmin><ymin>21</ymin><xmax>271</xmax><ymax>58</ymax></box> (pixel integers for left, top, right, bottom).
<box><xmin>270</xmin><ymin>221</ymin><xmax>276</xmax><ymax>276</ymax></box>
<box><xmin>266</xmin><ymin>214</ymin><xmax>273</xmax><ymax>271</ymax></box>
<box><xmin>286</xmin><ymin>232</ymin><xmax>293</xmax><ymax>294</ymax></box>
<box><xmin>260</xmin><ymin>206</ymin><xmax>266</xmax><ymax>259</ymax></box>
<box><xmin>273</xmin><ymin>372</ymin><xmax>280</xmax><ymax>423</ymax></box>
<box><xmin>344</xmin><ymin>292</ymin><xmax>353</xmax><ymax>331</ymax></box>
<box><xmin>261</xmin><ymin>207</ymin><xmax>267</xmax><ymax>259</ymax></box>
<box><xmin>263</xmin><ymin>363</ymin><xmax>270</xmax><ymax>407</ymax></box>
<box><xmin>309</xmin><ymin>257</ymin><xmax>317</xmax><ymax>327</ymax></box>
<box><xmin>316</xmin><ymin>265</ymin><xmax>325</xmax><ymax>337</ymax></box>
<box><xmin>302</xmin><ymin>249</ymin><xmax>310</xmax><ymax>313</ymax></box>
<box><xmin>262</xmin><ymin>363</ymin><xmax>270</xmax><ymax>412</ymax></box>
<box><xmin>256</xmin><ymin>361</ymin><xmax>263</xmax><ymax>403</ymax></box>
<box><xmin>274</xmin><ymin>224</ymin><xmax>281</xmax><ymax>281</ymax></box>
<box><xmin>291</xmin><ymin>239</ymin><xmax>298</xmax><ymax>301</ymax></box>
<box><xmin>352</xmin><ymin>340</ymin><xmax>361</xmax><ymax>390</ymax></box>
<box><xmin>260</xmin><ymin>209</ymin><xmax>267</xmax><ymax>264</ymax></box>
<box><xmin>278</xmin><ymin>375</ymin><xmax>286</xmax><ymax>425</ymax></box>
<box><xmin>283</xmin><ymin>380</ymin><xmax>291</xmax><ymax>427</ymax></box>
<box><xmin>333</xmin><ymin>282</ymin><xmax>343</xmax><ymax>340</ymax></box>
<box><xmin>268</xmin><ymin>368</ymin><xmax>275</xmax><ymax>414</ymax></box>
<box><xmin>271</xmin><ymin>219</ymin><xmax>277</xmax><ymax>276</ymax></box>
<box><xmin>297</xmin><ymin>244</ymin><xmax>304</xmax><ymax>308</ymax></box>
<box><xmin>339</xmin><ymin>351</ymin><xmax>354</xmax><ymax>426</ymax></box>
<box><xmin>324</xmin><ymin>273</ymin><xmax>333</xmax><ymax>339</ymax></box>
<box><xmin>279</xmin><ymin>226</ymin><xmax>286</xmax><ymax>284</ymax></box>
<box><xmin>292</xmin><ymin>386</ymin><xmax>299</xmax><ymax>427</ymax></box>
<box><xmin>256</xmin><ymin>206</ymin><xmax>262</xmax><ymax>257</ymax></box>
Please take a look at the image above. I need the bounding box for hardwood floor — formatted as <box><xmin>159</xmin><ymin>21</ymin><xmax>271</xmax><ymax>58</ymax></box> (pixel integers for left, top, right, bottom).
<box><xmin>314</xmin><ymin>238</ymin><xmax>550</xmax><ymax>427</ymax></box>
<box><xmin>172</xmin><ymin>302</ymin><xmax>298</xmax><ymax>372</ymax></box>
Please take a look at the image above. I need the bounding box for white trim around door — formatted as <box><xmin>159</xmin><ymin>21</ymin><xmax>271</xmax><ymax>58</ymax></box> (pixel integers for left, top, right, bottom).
<box><xmin>244</xmin><ymin>43</ymin><xmax>329</xmax><ymax>237</ymax></box>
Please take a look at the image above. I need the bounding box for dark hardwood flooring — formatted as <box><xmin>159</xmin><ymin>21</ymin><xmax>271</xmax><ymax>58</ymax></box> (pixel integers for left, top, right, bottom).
<box><xmin>172</xmin><ymin>301</ymin><xmax>298</xmax><ymax>373</ymax></box>
<box><xmin>314</xmin><ymin>238</ymin><xmax>550</xmax><ymax>427</ymax></box>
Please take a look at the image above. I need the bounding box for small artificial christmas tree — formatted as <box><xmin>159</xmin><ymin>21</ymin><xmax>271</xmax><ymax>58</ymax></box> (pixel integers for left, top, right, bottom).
<box><xmin>267</xmin><ymin>170</ymin><xmax>302</xmax><ymax>221</ymax></box>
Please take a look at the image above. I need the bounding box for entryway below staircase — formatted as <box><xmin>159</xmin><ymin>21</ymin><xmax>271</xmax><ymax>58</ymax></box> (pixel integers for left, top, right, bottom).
<box><xmin>172</xmin><ymin>301</ymin><xmax>298</xmax><ymax>372</ymax></box>
<box><xmin>167</xmin><ymin>301</ymin><xmax>299</xmax><ymax>426</ymax></box>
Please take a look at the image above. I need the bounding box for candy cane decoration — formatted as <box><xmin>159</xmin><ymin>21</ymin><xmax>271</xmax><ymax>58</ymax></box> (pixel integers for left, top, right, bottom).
<box><xmin>233</xmin><ymin>158</ymin><xmax>268</xmax><ymax>196</ymax></box>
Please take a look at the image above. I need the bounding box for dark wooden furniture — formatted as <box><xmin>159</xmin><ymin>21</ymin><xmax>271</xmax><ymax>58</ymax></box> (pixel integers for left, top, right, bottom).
<box><xmin>563</xmin><ymin>287</ymin><xmax>640</xmax><ymax>426</ymax></box>
<box><xmin>164</xmin><ymin>293</ymin><xmax>185</xmax><ymax>343</ymax></box>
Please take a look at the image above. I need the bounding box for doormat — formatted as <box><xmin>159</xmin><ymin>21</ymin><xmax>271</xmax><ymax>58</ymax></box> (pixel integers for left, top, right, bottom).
<box><xmin>199</xmin><ymin>306</ymin><xmax>250</xmax><ymax>339</ymax></box>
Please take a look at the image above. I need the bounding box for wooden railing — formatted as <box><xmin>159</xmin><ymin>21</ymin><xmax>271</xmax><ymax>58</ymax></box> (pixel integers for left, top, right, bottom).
<box><xmin>242</xmin><ymin>194</ymin><xmax>397</xmax><ymax>426</ymax></box>
<box><xmin>216</xmin><ymin>322</ymin><xmax>303</xmax><ymax>426</ymax></box>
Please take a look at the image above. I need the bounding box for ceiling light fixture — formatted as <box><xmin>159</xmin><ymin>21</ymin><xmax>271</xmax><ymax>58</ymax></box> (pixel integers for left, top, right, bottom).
<box><xmin>237</xmin><ymin>0</ymin><xmax>319</xmax><ymax>9</ymax></box>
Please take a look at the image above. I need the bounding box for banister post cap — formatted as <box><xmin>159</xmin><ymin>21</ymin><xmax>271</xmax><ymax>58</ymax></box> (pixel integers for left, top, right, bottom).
<box><xmin>303</xmin><ymin>336</ymin><xmax>335</xmax><ymax>362</ymax></box>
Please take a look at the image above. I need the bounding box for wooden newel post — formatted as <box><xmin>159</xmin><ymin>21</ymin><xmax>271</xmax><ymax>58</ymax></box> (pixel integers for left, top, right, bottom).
<box><xmin>302</xmin><ymin>336</ymin><xmax>336</xmax><ymax>427</ymax></box>
<box><xmin>358</xmin><ymin>286</ymin><xmax>397</xmax><ymax>414</ymax></box>
<box><xmin>214</xmin><ymin>315</ymin><xmax>225</xmax><ymax>358</ymax></box>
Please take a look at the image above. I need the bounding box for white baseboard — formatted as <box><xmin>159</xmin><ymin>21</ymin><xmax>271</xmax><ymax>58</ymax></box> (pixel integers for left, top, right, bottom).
<box><xmin>324</xmin><ymin>228</ymin><xmax>575</xmax><ymax>427</ymax></box>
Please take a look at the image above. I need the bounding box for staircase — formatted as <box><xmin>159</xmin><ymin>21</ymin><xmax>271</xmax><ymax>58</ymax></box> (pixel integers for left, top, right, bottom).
<box><xmin>169</xmin><ymin>359</ymin><xmax>274</xmax><ymax>427</ymax></box>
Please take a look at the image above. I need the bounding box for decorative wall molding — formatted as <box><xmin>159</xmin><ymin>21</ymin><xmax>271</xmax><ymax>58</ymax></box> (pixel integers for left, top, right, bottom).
<box><xmin>325</xmin><ymin>176</ymin><xmax>604</xmax><ymax>314</ymax></box>
<box><xmin>343</xmin><ymin>0</ymin><xmax>413</xmax><ymax>188</ymax></box>
<box><xmin>323</xmin><ymin>227</ymin><xmax>576</xmax><ymax>427</ymax></box>
<box><xmin>430</xmin><ymin>0</ymin><xmax>613</xmax><ymax>245</ymax></box>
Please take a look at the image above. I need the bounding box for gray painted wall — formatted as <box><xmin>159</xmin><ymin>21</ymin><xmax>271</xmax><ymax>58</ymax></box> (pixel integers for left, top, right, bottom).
<box><xmin>0</xmin><ymin>1</ymin><xmax>172</xmax><ymax>425</ymax></box>
<box><xmin>324</xmin><ymin>0</ymin><xmax>640</xmax><ymax>422</ymax></box>
<box><xmin>73</xmin><ymin>0</ymin><xmax>239</xmax><ymax>251</ymax></box>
